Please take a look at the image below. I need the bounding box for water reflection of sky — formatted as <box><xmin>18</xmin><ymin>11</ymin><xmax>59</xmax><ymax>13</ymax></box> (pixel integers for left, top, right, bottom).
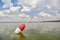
<box><xmin>15</xmin><ymin>32</ymin><xmax>25</xmax><ymax>40</ymax></box>
<box><xmin>0</xmin><ymin>22</ymin><xmax>60</xmax><ymax>40</ymax></box>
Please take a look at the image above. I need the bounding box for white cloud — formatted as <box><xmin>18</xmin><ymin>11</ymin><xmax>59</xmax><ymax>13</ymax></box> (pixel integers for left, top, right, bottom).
<box><xmin>33</xmin><ymin>16</ymin><xmax>38</xmax><ymax>19</ymax></box>
<box><xmin>56</xmin><ymin>14</ymin><xmax>60</xmax><ymax>19</ymax></box>
<box><xmin>23</xmin><ymin>0</ymin><xmax>38</xmax><ymax>8</ymax></box>
<box><xmin>0</xmin><ymin>11</ymin><xmax>4</xmax><ymax>16</ymax></box>
<box><xmin>36</xmin><ymin>0</ymin><xmax>59</xmax><ymax>10</ymax></box>
<box><xmin>2</xmin><ymin>0</ymin><xmax>13</xmax><ymax>8</ymax></box>
<box><xmin>39</xmin><ymin>11</ymin><xmax>54</xmax><ymax>18</ymax></box>
<box><xmin>38</xmin><ymin>11</ymin><xmax>58</xmax><ymax>21</ymax></box>
<box><xmin>24</xmin><ymin>0</ymin><xmax>37</xmax><ymax>5</ymax></box>
<box><xmin>18</xmin><ymin>0</ymin><xmax>39</xmax><ymax>9</ymax></box>
<box><xmin>25</xmin><ymin>15</ymin><xmax>30</xmax><ymax>17</ymax></box>
<box><xmin>3</xmin><ymin>3</ymin><xmax>13</xmax><ymax>8</ymax></box>
<box><xmin>3</xmin><ymin>10</ymin><xmax>10</xmax><ymax>14</ymax></box>
<box><xmin>18</xmin><ymin>13</ymin><xmax>26</xmax><ymax>17</ymax></box>
<box><xmin>32</xmin><ymin>16</ymin><xmax>39</xmax><ymax>21</ymax></box>
<box><xmin>0</xmin><ymin>6</ymin><xmax>22</xmax><ymax>16</ymax></box>
<box><xmin>46</xmin><ymin>5</ymin><xmax>52</xmax><ymax>10</ymax></box>
<box><xmin>0</xmin><ymin>0</ymin><xmax>60</xmax><ymax>21</ymax></box>
<box><xmin>10</xmin><ymin>6</ymin><xmax>21</xmax><ymax>12</ymax></box>
<box><xmin>51</xmin><ymin>0</ymin><xmax>59</xmax><ymax>8</ymax></box>
<box><xmin>2</xmin><ymin>0</ymin><xmax>11</xmax><ymax>3</ymax></box>
<box><xmin>21</xmin><ymin>6</ymin><xmax>31</xmax><ymax>12</ymax></box>
<box><xmin>18</xmin><ymin>13</ymin><xmax>29</xmax><ymax>17</ymax></box>
<box><xmin>18</xmin><ymin>13</ymin><xmax>31</xmax><ymax>21</ymax></box>
<box><xmin>0</xmin><ymin>6</ymin><xmax>21</xmax><ymax>16</ymax></box>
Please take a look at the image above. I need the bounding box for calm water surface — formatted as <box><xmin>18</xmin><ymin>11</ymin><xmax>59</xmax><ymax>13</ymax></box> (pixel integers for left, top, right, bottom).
<box><xmin>0</xmin><ymin>22</ymin><xmax>60</xmax><ymax>40</ymax></box>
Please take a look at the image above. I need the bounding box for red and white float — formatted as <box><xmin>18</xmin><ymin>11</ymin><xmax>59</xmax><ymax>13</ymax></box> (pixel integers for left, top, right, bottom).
<box><xmin>15</xmin><ymin>24</ymin><xmax>25</xmax><ymax>33</ymax></box>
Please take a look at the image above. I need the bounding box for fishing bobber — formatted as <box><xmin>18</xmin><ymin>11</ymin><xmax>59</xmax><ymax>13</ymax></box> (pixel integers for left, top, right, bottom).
<box><xmin>15</xmin><ymin>24</ymin><xmax>25</xmax><ymax>33</ymax></box>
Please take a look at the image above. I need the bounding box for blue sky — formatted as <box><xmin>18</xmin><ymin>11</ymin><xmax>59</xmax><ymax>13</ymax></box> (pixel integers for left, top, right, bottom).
<box><xmin>0</xmin><ymin>0</ymin><xmax>4</xmax><ymax>10</ymax></box>
<box><xmin>11</xmin><ymin>0</ymin><xmax>18</xmax><ymax>6</ymax></box>
<box><xmin>0</xmin><ymin>0</ymin><xmax>60</xmax><ymax>21</ymax></box>
<box><xmin>0</xmin><ymin>0</ymin><xmax>19</xmax><ymax>10</ymax></box>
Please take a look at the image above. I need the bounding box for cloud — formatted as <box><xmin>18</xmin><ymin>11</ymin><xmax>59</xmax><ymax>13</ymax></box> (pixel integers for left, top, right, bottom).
<box><xmin>56</xmin><ymin>14</ymin><xmax>60</xmax><ymax>19</ymax></box>
<box><xmin>18</xmin><ymin>13</ymin><xmax>26</xmax><ymax>17</ymax></box>
<box><xmin>51</xmin><ymin>0</ymin><xmax>59</xmax><ymax>9</ymax></box>
<box><xmin>0</xmin><ymin>0</ymin><xmax>60</xmax><ymax>21</ymax></box>
<box><xmin>0</xmin><ymin>11</ymin><xmax>4</xmax><ymax>16</ymax></box>
<box><xmin>3</xmin><ymin>6</ymin><xmax>22</xmax><ymax>15</ymax></box>
<box><xmin>10</xmin><ymin>6</ymin><xmax>21</xmax><ymax>12</ymax></box>
<box><xmin>0</xmin><ymin>5</ymin><xmax>22</xmax><ymax>16</ymax></box>
<box><xmin>18</xmin><ymin>0</ymin><xmax>39</xmax><ymax>8</ymax></box>
<box><xmin>36</xmin><ymin>0</ymin><xmax>60</xmax><ymax>11</ymax></box>
<box><xmin>38</xmin><ymin>11</ymin><xmax>58</xmax><ymax>21</ymax></box>
<box><xmin>3</xmin><ymin>3</ymin><xmax>13</xmax><ymax>8</ymax></box>
<box><xmin>26</xmin><ymin>15</ymin><xmax>30</xmax><ymax>17</ymax></box>
<box><xmin>2</xmin><ymin>0</ymin><xmax>13</xmax><ymax>8</ymax></box>
<box><xmin>21</xmin><ymin>6</ymin><xmax>31</xmax><ymax>12</ymax></box>
<box><xmin>31</xmin><ymin>16</ymin><xmax>40</xmax><ymax>21</ymax></box>
<box><xmin>46</xmin><ymin>5</ymin><xmax>52</xmax><ymax>10</ymax></box>
<box><xmin>18</xmin><ymin>0</ymin><xmax>39</xmax><ymax>13</ymax></box>
<box><xmin>3</xmin><ymin>10</ymin><xmax>10</xmax><ymax>14</ymax></box>
<box><xmin>39</xmin><ymin>11</ymin><xmax>54</xmax><ymax>18</ymax></box>
<box><xmin>18</xmin><ymin>13</ymin><xmax>30</xmax><ymax>17</ymax></box>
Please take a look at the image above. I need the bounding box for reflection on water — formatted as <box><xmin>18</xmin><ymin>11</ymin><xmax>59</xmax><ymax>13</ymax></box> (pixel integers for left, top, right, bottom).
<box><xmin>0</xmin><ymin>22</ymin><xmax>60</xmax><ymax>40</ymax></box>
<box><xmin>15</xmin><ymin>32</ymin><xmax>25</xmax><ymax>40</ymax></box>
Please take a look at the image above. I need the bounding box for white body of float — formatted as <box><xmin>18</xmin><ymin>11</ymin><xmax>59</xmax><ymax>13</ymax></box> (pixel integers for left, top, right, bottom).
<box><xmin>15</xmin><ymin>27</ymin><xmax>21</xmax><ymax>33</ymax></box>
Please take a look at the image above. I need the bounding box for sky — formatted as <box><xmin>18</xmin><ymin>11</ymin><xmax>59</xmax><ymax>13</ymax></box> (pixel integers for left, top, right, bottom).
<box><xmin>0</xmin><ymin>0</ymin><xmax>60</xmax><ymax>22</ymax></box>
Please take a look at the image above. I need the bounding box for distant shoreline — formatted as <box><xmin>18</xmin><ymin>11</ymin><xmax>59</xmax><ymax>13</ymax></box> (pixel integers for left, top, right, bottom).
<box><xmin>43</xmin><ymin>20</ymin><xmax>60</xmax><ymax>22</ymax></box>
<box><xmin>0</xmin><ymin>20</ymin><xmax>60</xmax><ymax>23</ymax></box>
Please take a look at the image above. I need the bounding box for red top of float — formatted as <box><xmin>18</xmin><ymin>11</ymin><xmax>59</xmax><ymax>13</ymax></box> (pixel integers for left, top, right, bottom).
<box><xmin>19</xmin><ymin>24</ymin><xmax>25</xmax><ymax>31</ymax></box>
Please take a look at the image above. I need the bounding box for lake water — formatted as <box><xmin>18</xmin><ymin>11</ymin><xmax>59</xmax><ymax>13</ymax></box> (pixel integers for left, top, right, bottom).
<box><xmin>0</xmin><ymin>22</ymin><xmax>60</xmax><ymax>40</ymax></box>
